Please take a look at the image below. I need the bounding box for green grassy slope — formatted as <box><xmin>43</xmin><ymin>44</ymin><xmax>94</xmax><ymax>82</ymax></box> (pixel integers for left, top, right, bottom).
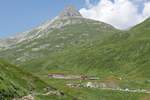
<box><xmin>0</xmin><ymin>60</ymin><xmax>57</xmax><ymax>100</ymax></box>
<box><xmin>0</xmin><ymin>18</ymin><xmax>118</xmax><ymax>72</ymax></box>
<box><xmin>40</xmin><ymin>18</ymin><xmax>150</xmax><ymax>89</ymax></box>
<box><xmin>32</xmin><ymin>18</ymin><xmax>150</xmax><ymax>100</ymax></box>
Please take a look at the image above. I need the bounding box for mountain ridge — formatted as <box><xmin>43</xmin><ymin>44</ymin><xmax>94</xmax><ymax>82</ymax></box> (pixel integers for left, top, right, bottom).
<box><xmin>59</xmin><ymin>5</ymin><xmax>82</xmax><ymax>18</ymax></box>
<box><xmin>0</xmin><ymin>6</ymin><xmax>116</xmax><ymax>49</ymax></box>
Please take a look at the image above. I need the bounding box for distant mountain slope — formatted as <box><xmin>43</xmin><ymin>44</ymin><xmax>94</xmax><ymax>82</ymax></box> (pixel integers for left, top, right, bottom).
<box><xmin>130</xmin><ymin>18</ymin><xmax>150</xmax><ymax>38</ymax></box>
<box><xmin>132</xmin><ymin>18</ymin><xmax>150</xmax><ymax>31</ymax></box>
<box><xmin>0</xmin><ymin>6</ymin><xmax>118</xmax><ymax>71</ymax></box>
<box><xmin>48</xmin><ymin>17</ymin><xmax>150</xmax><ymax>78</ymax></box>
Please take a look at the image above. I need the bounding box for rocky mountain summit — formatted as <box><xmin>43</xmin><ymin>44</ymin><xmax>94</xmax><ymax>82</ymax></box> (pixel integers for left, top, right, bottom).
<box><xmin>37</xmin><ymin>5</ymin><xmax>84</xmax><ymax>31</ymax></box>
<box><xmin>59</xmin><ymin>5</ymin><xmax>82</xmax><ymax>18</ymax></box>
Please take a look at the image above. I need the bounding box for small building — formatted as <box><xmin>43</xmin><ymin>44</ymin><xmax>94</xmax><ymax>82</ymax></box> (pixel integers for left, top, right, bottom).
<box><xmin>125</xmin><ymin>88</ymin><xmax>129</xmax><ymax>91</ymax></box>
<box><xmin>99</xmin><ymin>83</ymin><xmax>106</xmax><ymax>88</ymax></box>
<box><xmin>81</xmin><ymin>75</ymin><xmax>88</xmax><ymax>80</ymax></box>
<box><xmin>89</xmin><ymin>77</ymin><xmax>100</xmax><ymax>80</ymax></box>
<box><xmin>86</xmin><ymin>82</ymin><xmax>94</xmax><ymax>88</ymax></box>
<box><xmin>80</xmin><ymin>75</ymin><xmax>100</xmax><ymax>80</ymax></box>
<box><xmin>66</xmin><ymin>83</ymin><xmax>81</xmax><ymax>88</ymax></box>
<box><xmin>48</xmin><ymin>73</ymin><xmax>65</xmax><ymax>79</ymax></box>
<box><xmin>86</xmin><ymin>82</ymin><xmax>99</xmax><ymax>88</ymax></box>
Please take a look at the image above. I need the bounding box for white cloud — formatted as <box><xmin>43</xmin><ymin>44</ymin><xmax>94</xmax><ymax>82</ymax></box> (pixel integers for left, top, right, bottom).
<box><xmin>143</xmin><ymin>2</ymin><xmax>150</xmax><ymax>18</ymax></box>
<box><xmin>79</xmin><ymin>0</ymin><xmax>150</xmax><ymax>29</ymax></box>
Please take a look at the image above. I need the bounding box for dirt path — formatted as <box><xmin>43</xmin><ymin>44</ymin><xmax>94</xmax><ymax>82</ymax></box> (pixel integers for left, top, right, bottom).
<box><xmin>99</xmin><ymin>87</ymin><xmax>150</xmax><ymax>94</ymax></box>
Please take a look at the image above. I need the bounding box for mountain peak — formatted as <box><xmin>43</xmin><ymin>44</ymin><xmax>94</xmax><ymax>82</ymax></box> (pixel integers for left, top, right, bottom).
<box><xmin>59</xmin><ymin>5</ymin><xmax>82</xmax><ymax>18</ymax></box>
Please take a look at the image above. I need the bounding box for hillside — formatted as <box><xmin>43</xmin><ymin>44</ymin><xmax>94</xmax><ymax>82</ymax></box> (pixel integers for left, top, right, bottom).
<box><xmin>0</xmin><ymin>6</ymin><xmax>118</xmax><ymax>72</ymax></box>
<box><xmin>0</xmin><ymin>60</ymin><xmax>59</xmax><ymax>99</ymax></box>
<box><xmin>41</xmin><ymin>17</ymin><xmax>150</xmax><ymax>87</ymax></box>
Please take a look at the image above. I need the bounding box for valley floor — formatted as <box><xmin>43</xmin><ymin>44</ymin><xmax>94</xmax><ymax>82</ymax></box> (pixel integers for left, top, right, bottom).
<box><xmin>34</xmin><ymin>73</ymin><xmax>150</xmax><ymax>100</ymax></box>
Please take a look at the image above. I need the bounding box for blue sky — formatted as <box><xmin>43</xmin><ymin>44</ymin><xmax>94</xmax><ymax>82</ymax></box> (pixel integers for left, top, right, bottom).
<box><xmin>0</xmin><ymin>0</ymin><xmax>150</xmax><ymax>37</ymax></box>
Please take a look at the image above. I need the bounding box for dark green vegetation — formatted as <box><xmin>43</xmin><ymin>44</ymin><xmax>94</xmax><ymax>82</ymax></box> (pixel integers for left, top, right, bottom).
<box><xmin>0</xmin><ymin>60</ymin><xmax>58</xmax><ymax>99</ymax></box>
<box><xmin>0</xmin><ymin>6</ymin><xmax>150</xmax><ymax>99</ymax></box>
<box><xmin>0</xmin><ymin>61</ymin><xmax>25</xmax><ymax>99</ymax></box>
